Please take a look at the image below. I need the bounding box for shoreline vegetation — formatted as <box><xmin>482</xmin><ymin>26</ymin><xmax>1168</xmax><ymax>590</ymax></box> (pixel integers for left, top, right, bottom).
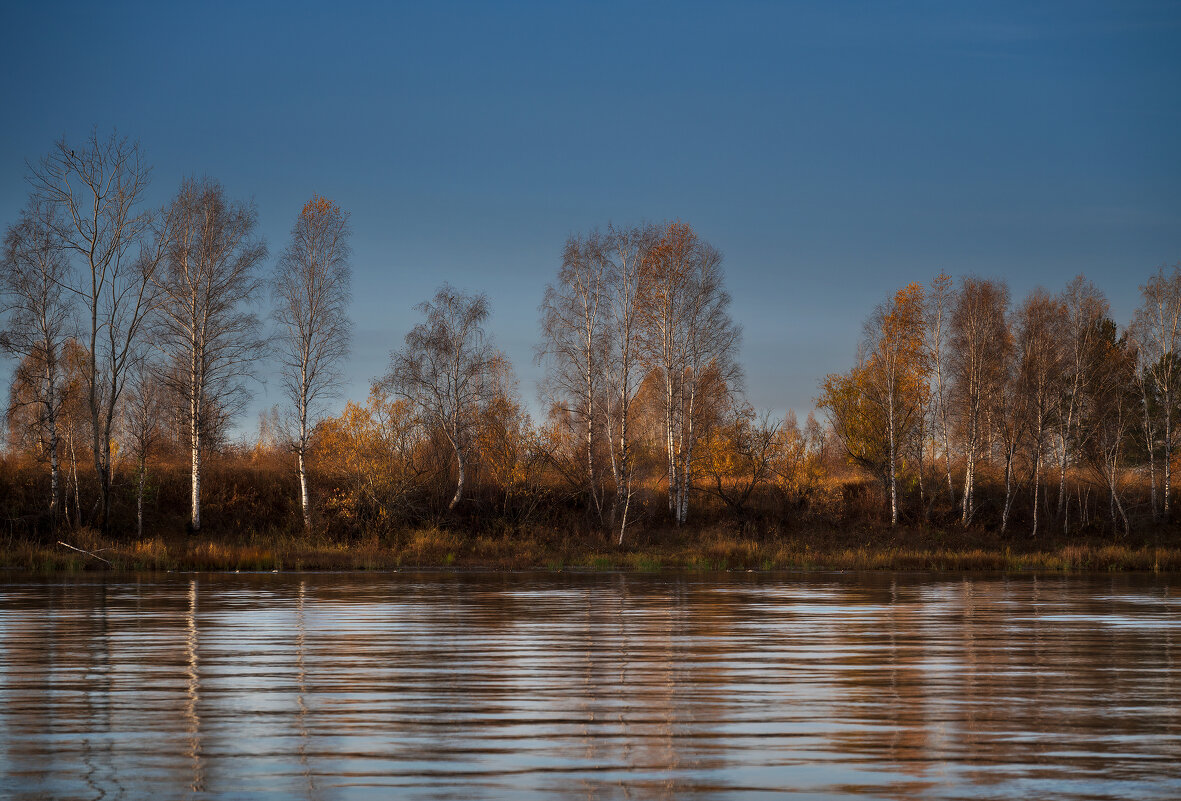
<box><xmin>3</xmin><ymin>132</ymin><xmax>1181</xmax><ymax>571</ymax></box>
<box><xmin>6</xmin><ymin>524</ymin><xmax>1180</xmax><ymax>574</ymax></box>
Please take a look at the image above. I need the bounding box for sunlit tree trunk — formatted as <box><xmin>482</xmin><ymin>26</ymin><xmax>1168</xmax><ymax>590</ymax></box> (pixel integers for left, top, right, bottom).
<box><xmin>190</xmin><ymin>351</ymin><xmax>201</xmax><ymax>532</ymax></box>
<box><xmin>1056</xmin><ymin>276</ymin><xmax>1108</xmax><ymax>533</ymax></box>
<box><xmin>45</xmin><ymin>356</ymin><xmax>60</xmax><ymax>523</ymax></box>
<box><xmin>69</xmin><ymin>434</ymin><xmax>80</xmax><ymax>529</ymax></box>
<box><xmin>887</xmin><ymin>383</ymin><xmax>898</xmax><ymax>526</ymax></box>
<box><xmin>1138</xmin><ymin>374</ymin><xmax>1158</xmax><ymax>520</ymax></box>
<box><xmin>928</xmin><ymin>273</ymin><xmax>955</xmax><ymax>504</ymax></box>
<box><xmin>298</xmin><ymin>444</ymin><xmax>311</xmax><ymax>530</ymax></box>
<box><xmin>1031</xmin><ymin>447</ymin><xmax>1041</xmax><ymax>537</ymax></box>
<box><xmin>137</xmin><ymin>454</ymin><xmax>147</xmax><ymax>539</ymax></box>
<box><xmin>678</xmin><ymin>377</ymin><xmax>697</xmax><ymax>525</ymax></box>
<box><xmin>448</xmin><ymin>432</ymin><xmax>465</xmax><ymax>511</ymax></box>
<box><xmin>961</xmin><ymin>415</ymin><xmax>976</xmax><ymax>525</ymax></box>
<box><xmin>1165</xmin><ymin>391</ymin><xmax>1173</xmax><ymax>520</ymax></box>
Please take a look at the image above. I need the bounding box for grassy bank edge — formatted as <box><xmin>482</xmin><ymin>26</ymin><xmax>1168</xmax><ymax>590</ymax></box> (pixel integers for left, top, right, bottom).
<box><xmin>3</xmin><ymin>526</ymin><xmax>1179</xmax><ymax>574</ymax></box>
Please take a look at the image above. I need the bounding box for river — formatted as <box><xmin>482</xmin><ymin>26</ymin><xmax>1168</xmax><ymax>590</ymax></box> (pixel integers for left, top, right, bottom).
<box><xmin>0</xmin><ymin>571</ymin><xmax>1177</xmax><ymax>799</ymax></box>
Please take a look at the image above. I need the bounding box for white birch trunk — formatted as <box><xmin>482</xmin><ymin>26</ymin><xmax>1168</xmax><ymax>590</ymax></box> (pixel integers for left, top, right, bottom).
<box><xmin>298</xmin><ymin>445</ymin><xmax>311</xmax><ymax>531</ymax></box>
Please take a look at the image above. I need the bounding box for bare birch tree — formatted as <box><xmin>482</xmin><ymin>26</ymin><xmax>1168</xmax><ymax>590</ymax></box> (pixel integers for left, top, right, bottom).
<box><xmin>1</xmin><ymin>198</ymin><xmax>75</xmax><ymax>523</ymax></box>
<box><xmin>1078</xmin><ymin>319</ymin><xmax>1136</xmax><ymax>535</ymax></box>
<box><xmin>601</xmin><ymin>223</ymin><xmax>655</xmax><ymax>543</ymax></box>
<box><xmin>926</xmin><ymin>272</ymin><xmax>955</xmax><ymax>502</ymax></box>
<box><xmin>274</xmin><ymin>195</ymin><xmax>353</xmax><ymax>530</ymax></box>
<box><xmin>990</xmin><ymin>323</ymin><xmax>1020</xmax><ymax>532</ymax></box>
<box><xmin>1131</xmin><ymin>263</ymin><xmax>1181</xmax><ymax>521</ymax></box>
<box><xmin>120</xmin><ymin>356</ymin><xmax>164</xmax><ymax>539</ymax></box>
<box><xmin>860</xmin><ymin>283</ymin><xmax>926</xmax><ymax>526</ymax></box>
<box><xmin>1055</xmin><ymin>276</ymin><xmax>1108</xmax><ymax>533</ymax></box>
<box><xmin>1129</xmin><ymin>339</ymin><xmax>1161</xmax><ymax>520</ymax></box>
<box><xmin>1013</xmin><ymin>289</ymin><xmax>1066</xmax><ymax>537</ymax></box>
<box><xmin>949</xmin><ymin>277</ymin><xmax>1009</xmax><ymax>525</ymax></box>
<box><xmin>677</xmin><ymin>241</ymin><xmax>742</xmax><ymax>525</ymax></box>
<box><xmin>639</xmin><ymin>222</ymin><xmax>740</xmax><ymax>526</ymax></box>
<box><xmin>28</xmin><ymin>130</ymin><xmax>158</xmax><ymax>532</ymax></box>
<box><xmin>537</xmin><ymin>231</ymin><xmax>610</xmax><ymax>523</ymax></box>
<box><xmin>386</xmin><ymin>284</ymin><xmax>501</xmax><ymax>511</ymax></box>
<box><xmin>154</xmin><ymin>177</ymin><xmax>268</xmax><ymax>533</ymax></box>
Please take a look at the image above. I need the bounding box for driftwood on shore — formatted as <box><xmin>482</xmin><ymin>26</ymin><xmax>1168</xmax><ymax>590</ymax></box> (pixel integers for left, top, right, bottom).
<box><xmin>57</xmin><ymin>540</ymin><xmax>113</xmax><ymax>566</ymax></box>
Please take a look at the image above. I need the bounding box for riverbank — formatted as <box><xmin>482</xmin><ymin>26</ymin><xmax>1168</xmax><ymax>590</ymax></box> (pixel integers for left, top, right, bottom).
<box><xmin>4</xmin><ymin>524</ymin><xmax>1180</xmax><ymax>573</ymax></box>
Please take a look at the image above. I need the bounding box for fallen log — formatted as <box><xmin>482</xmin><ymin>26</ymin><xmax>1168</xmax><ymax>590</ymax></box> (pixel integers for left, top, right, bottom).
<box><xmin>57</xmin><ymin>540</ymin><xmax>113</xmax><ymax>567</ymax></box>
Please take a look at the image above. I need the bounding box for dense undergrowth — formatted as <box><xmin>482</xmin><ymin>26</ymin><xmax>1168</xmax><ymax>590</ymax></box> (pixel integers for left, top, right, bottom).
<box><xmin>6</xmin><ymin>520</ymin><xmax>1180</xmax><ymax>575</ymax></box>
<box><xmin>2</xmin><ymin>449</ymin><xmax>1179</xmax><ymax>574</ymax></box>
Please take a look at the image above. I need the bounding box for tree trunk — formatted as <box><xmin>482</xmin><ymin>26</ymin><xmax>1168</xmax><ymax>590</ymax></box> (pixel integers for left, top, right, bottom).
<box><xmin>93</xmin><ymin>443</ymin><xmax>111</xmax><ymax>533</ymax></box>
<box><xmin>1001</xmin><ymin>451</ymin><xmax>1014</xmax><ymax>533</ymax></box>
<box><xmin>43</xmin><ymin>357</ymin><xmax>60</xmax><ymax>525</ymax></box>
<box><xmin>604</xmin><ymin>398</ymin><xmax>619</xmax><ymax>528</ymax></box>
<box><xmin>449</xmin><ymin>438</ymin><xmax>465</xmax><ymax>511</ymax></box>
<box><xmin>917</xmin><ymin>409</ymin><xmax>928</xmax><ymax>522</ymax></box>
<box><xmin>937</xmin><ymin>356</ymin><xmax>954</xmax><ymax>504</ymax></box>
<box><xmin>665</xmin><ymin>376</ymin><xmax>677</xmax><ymax>519</ymax></box>
<box><xmin>617</xmin><ymin>476</ymin><xmax>632</xmax><ymax>546</ymax></box>
<box><xmin>1165</xmin><ymin>395</ymin><xmax>1172</xmax><ymax>520</ymax></box>
<box><xmin>1057</xmin><ymin>427</ymin><xmax>1069</xmax><ymax>530</ymax></box>
<box><xmin>47</xmin><ymin>412</ymin><xmax>60</xmax><ymax>526</ymax></box>
<box><xmin>89</xmin><ymin>303</ymin><xmax>108</xmax><ymax>533</ymax></box>
<box><xmin>190</xmin><ymin>385</ymin><xmax>201</xmax><ymax>534</ymax></box>
<box><xmin>137</xmin><ymin>456</ymin><xmax>146</xmax><ymax>540</ymax></box>
<box><xmin>678</xmin><ymin>380</ymin><xmax>697</xmax><ymax>525</ymax></box>
<box><xmin>1031</xmin><ymin>447</ymin><xmax>1041</xmax><ymax>539</ymax></box>
<box><xmin>615</xmin><ymin>385</ymin><xmax>632</xmax><ymax>545</ymax></box>
<box><xmin>586</xmin><ymin>392</ymin><xmax>601</xmax><ymax>523</ymax></box>
<box><xmin>298</xmin><ymin>444</ymin><xmax>311</xmax><ymax>531</ymax></box>
<box><xmin>1058</xmin><ymin>395</ymin><xmax>1075</xmax><ymax>531</ymax></box>
<box><xmin>1142</xmin><ymin>389</ymin><xmax>1158</xmax><ymax>520</ymax></box>
<box><xmin>887</xmin><ymin>386</ymin><xmax>898</xmax><ymax>527</ymax></box>
<box><xmin>1101</xmin><ymin>426</ymin><xmax>1130</xmax><ymax>536</ymax></box>
<box><xmin>69</xmin><ymin>435</ymin><xmax>81</xmax><ymax>529</ymax></box>
<box><xmin>961</xmin><ymin>412</ymin><xmax>976</xmax><ymax>526</ymax></box>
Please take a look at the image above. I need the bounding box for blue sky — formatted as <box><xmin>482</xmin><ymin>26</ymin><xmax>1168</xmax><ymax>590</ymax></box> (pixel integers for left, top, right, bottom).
<box><xmin>1</xmin><ymin>1</ymin><xmax>1179</xmax><ymax>430</ymax></box>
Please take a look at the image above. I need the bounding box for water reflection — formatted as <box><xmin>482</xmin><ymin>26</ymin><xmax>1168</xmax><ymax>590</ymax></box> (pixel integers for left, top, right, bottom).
<box><xmin>186</xmin><ymin>577</ymin><xmax>203</xmax><ymax>794</ymax></box>
<box><xmin>0</xmin><ymin>571</ymin><xmax>1177</xmax><ymax>799</ymax></box>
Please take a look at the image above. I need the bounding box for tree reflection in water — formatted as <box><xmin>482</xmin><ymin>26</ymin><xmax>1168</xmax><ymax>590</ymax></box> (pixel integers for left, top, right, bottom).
<box><xmin>0</xmin><ymin>571</ymin><xmax>1177</xmax><ymax>799</ymax></box>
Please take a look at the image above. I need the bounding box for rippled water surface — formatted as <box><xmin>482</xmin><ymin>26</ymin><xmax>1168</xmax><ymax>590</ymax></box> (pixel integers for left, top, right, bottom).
<box><xmin>0</xmin><ymin>571</ymin><xmax>1178</xmax><ymax>800</ymax></box>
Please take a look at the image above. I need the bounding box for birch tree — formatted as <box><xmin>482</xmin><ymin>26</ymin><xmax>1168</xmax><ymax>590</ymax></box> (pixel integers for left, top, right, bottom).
<box><xmin>1129</xmin><ymin>341</ymin><xmax>1162</xmax><ymax>520</ymax></box>
<box><xmin>926</xmin><ymin>272</ymin><xmax>955</xmax><ymax>502</ymax></box>
<box><xmin>537</xmin><ymin>231</ymin><xmax>610</xmax><ymax>523</ymax></box>
<box><xmin>601</xmin><ymin>223</ymin><xmax>654</xmax><ymax>543</ymax></box>
<box><xmin>120</xmin><ymin>356</ymin><xmax>164</xmax><ymax>539</ymax></box>
<box><xmin>386</xmin><ymin>284</ymin><xmax>502</xmax><ymax>511</ymax></box>
<box><xmin>1013</xmin><ymin>289</ymin><xmax>1066</xmax><ymax>537</ymax></box>
<box><xmin>28</xmin><ymin>130</ymin><xmax>158</xmax><ymax>532</ymax></box>
<box><xmin>860</xmin><ymin>283</ymin><xmax>927</xmax><ymax>526</ymax></box>
<box><xmin>1055</xmin><ymin>276</ymin><xmax>1108</xmax><ymax>533</ymax></box>
<box><xmin>991</xmin><ymin>323</ymin><xmax>1020</xmax><ymax>532</ymax></box>
<box><xmin>1131</xmin><ymin>263</ymin><xmax>1181</xmax><ymax>521</ymax></box>
<box><xmin>154</xmin><ymin>177</ymin><xmax>268</xmax><ymax>533</ymax></box>
<box><xmin>676</xmin><ymin>239</ymin><xmax>742</xmax><ymax>525</ymax></box>
<box><xmin>0</xmin><ymin>199</ymin><xmax>74</xmax><ymax>523</ymax></box>
<box><xmin>949</xmin><ymin>277</ymin><xmax>1009</xmax><ymax>525</ymax></box>
<box><xmin>639</xmin><ymin>222</ymin><xmax>740</xmax><ymax>525</ymax></box>
<box><xmin>274</xmin><ymin>195</ymin><xmax>353</xmax><ymax>530</ymax></box>
<box><xmin>1078</xmin><ymin>319</ymin><xmax>1136</xmax><ymax>535</ymax></box>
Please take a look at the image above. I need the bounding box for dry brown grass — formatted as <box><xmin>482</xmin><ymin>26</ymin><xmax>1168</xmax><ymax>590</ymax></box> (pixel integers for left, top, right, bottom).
<box><xmin>6</xmin><ymin>523</ymin><xmax>1179</xmax><ymax>574</ymax></box>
